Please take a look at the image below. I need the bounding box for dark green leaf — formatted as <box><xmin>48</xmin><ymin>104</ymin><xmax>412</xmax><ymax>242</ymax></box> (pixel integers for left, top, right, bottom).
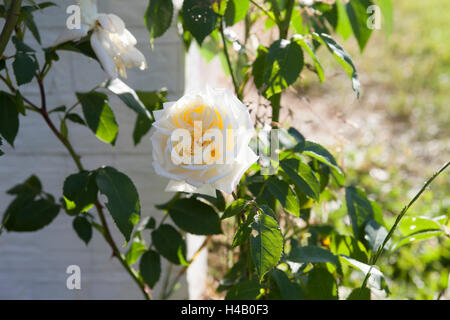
<box><xmin>63</xmin><ymin>171</ymin><xmax>98</xmax><ymax>214</ymax></box>
<box><xmin>107</xmin><ymin>79</ymin><xmax>152</xmax><ymax>119</ymax></box>
<box><xmin>66</xmin><ymin>113</ymin><xmax>86</xmax><ymax>126</ymax></box>
<box><xmin>231</xmin><ymin>208</ymin><xmax>256</xmax><ymax>248</ymax></box>
<box><xmin>96</xmin><ymin>166</ymin><xmax>141</xmax><ymax>242</ymax></box>
<box><xmin>168</xmin><ymin>198</ymin><xmax>222</xmax><ymax>235</ymax></box>
<box><xmin>145</xmin><ymin>0</ymin><xmax>174</xmax><ymax>40</ymax></box>
<box><xmin>73</xmin><ymin>216</ymin><xmax>92</xmax><ymax>245</ymax></box>
<box><xmin>347</xmin><ymin>287</ymin><xmax>370</xmax><ymax>300</ymax></box>
<box><xmin>252</xmin><ymin>46</ymin><xmax>268</xmax><ymax>89</ymax></box>
<box><xmin>182</xmin><ymin>0</ymin><xmax>218</xmax><ymax>45</ymax></box>
<box><xmin>263</xmin><ymin>39</ymin><xmax>304</xmax><ymax>98</ymax></box>
<box><xmin>151</xmin><ymin>224</ymin><xmax>187</xmax><ymax>265</ymax></box>
<box><xmin>77</xmin><ymin>92</ymin><xmax>118</xmax><ymax>145</ymax></box>
<box><xmin>292</xmin><ymin>35</ymin><xmax>325</xmax><ymax>82</ymax></box>
<box><xmin>0</xmin><ymin>92</ymin><xmax>19</xmax><ymax>146</ymax></box>
<box><xmin>13</xmin><ymin>53</ymin><xmax>36</xmax><ymax>86</ymax></box>
<box><xmin>139</xmin><ymin>250</ymin><xmax>161</xmax><ymax>289</ymax></box>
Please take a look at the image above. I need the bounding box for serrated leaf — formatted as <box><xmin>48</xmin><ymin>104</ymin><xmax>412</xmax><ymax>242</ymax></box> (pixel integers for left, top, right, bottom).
<box><xmin>250</xmin><ymin>207</ymin><xmax>283</xmax><ymax>280</ymax></box>
<box><xmin>95</xmin><ymin>166</ymin><xmax>141</xmax><ymax>242</ymax></box>
<box><xmin>63</xmin><ymin>171</ymin><xmax>98</xmax><ymax>214</ymax></box>
<box><xmin>182</xmin><ymin>0</ymin><xmax>218</xmax><ymax>45</ymax></box>
<box><xmin>168</xmin><ymin>198</ymin><xmax>222</xmax><ymax>235</ymax></box>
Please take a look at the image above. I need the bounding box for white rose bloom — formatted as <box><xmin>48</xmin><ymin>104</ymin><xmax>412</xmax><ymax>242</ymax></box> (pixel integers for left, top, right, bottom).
<box><xmin>151</xmin><ymin>87</ymin><xmax>258</xmax><ymax>196</ymax></box>
<box><xmin>53</xmin><ymin>0</ymin><xmax>147</xmax><ymax>79</ymax></box>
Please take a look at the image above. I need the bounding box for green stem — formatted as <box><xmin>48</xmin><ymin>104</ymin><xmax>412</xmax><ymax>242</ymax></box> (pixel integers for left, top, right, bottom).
<box><xmin>219</xmin><ymin>20</ymin><xmax>240</xmax><ymax>99</ymax></box>
<box><xmin>250</xmin><ymin>0</ymin><xmax>277</xmax><ymax>23</ymax></box>
<box><xmin>359</xmin><ymin>161</ymin><xmax>450</xmax><ymax>295</ymax></box>
<box><xmin>0</xmin><ymin>0</ymin><xmax>22</xmax><ymax>57</ymax></box>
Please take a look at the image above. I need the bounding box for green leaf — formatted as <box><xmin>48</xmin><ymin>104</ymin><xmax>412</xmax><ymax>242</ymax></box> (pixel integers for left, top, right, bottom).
<box><xmin>398</xmin><ymin>215</ymin><xmax>447</xmax><ymax>236</ymax></box>
<box><xmin>301</xmin><ymin>141</ymin><xmax>345</xmax><ymax>185</ymax></box>
<box><xmin>392</xmin><ymin>230</ymin><xmax>445</xmax><ymax>250</ymax></box>
<box><xmin>263</xmin><ymin>39</ymin><xmax>304</xmax><ymax>98</ymax></box>
<box><xmin>252</xmin><ymin>46</ymin><xmax>269</xmax><ymax>89</ymax></box>
<box><xmin>77</xmin><ymin>92</ymin><xmax>118</xmax><ymax>145</ymax></box>
<box><xmin>3</xmin><ymin>198</ymin><xmax>60</xmax><ymax>232</ymax></box>
<box><xmin>288</xmin><ymin>245</ymin><xmax>342</xmax><ymax>275</ymax></box>
<box><xmin>221</xmin><ymin>199</ymin><xmax>250</xmax><ymax>220</ymax></box>
<box><xmin>168</xmin><ymin>198</ymin><xmax>222</xmax><ymax>235</ymax></box>
<box><xmin>182</xmin><ymin>0</ymin><xmax>218</xmax><ymax>45</ymax></box>
<box><xmin>225</xmin><ymin>279</ymin><xmax>260</xmax><ymax>300</ymax></box>
<box><xmin>63</xmin><ymin>171</ymin><xmax>98</xmax><ymax>214</ymax></box>
<box><xmin>312</xmin><ymin>33</ymin><xmax>360</xmax><ymax>98</ymax></box>
<box><xmin>364</xmin><ymin>219</ymin><xmax>390</xmax><ymax>252</ymax></box>
<box><xmin>73</xmin><ymin>216</ymin><xmax>92</xmax><ymax>245</ymax></box>
<box><xmin>266</xmin><ymin>176</ymin><xmax>300</xmax><ymax>217</ymax></box>
<box><xmin>292</xmin><ymin>35</ymin><xmax>325</xmax><ymax>82</ymax></box>
<box><xmin>345</xmin><ymin>0</ymin><xmax>374</xmax><ymax>52</ymax></box>
<box><xmin>125</xmin><ymin>239</ymin><xmax>147</xmax><ymax>265</ymax></box>
<box><xmin>95</xmin><ymin>166</ymin><xmax>141</xmax><ymax>242</ymax></box>
<box><xmin>0</xmin><ymin>92</ymin><xmax>19</xmax><ymax>146</ymax></box>
<box><xmin>13</xmin><ymin>53</ymin><xmax>36</xmax><ymax>86</ymax></box>
<box><xmin>306</xmin><ymin>267</ymin><xmax>338</xmax><ymax>300</ymax></box>
<box><xmin>24</xmin><ymin>12</ymin><xmax>41</xmax><ymax>44</ymax></box>
<box><xmin>345</xmin><ymin>186</ymin><xmax>374</xmax><ymax>241</ymax></box>
<box><xmin>66</xmin><ymin>113</ymin><xmax>86</xmax><ymax>126</ymax></box>
<box><xmin>224</xmin><ymin>0</ymin><xmax>249</xmax><ymax>26</ymax></box>
<box><xmin>7</xmin><ymin>175</ymin><xmax>42</xmax><ymax>196</ymax></box>
<box><xmin>250</xmin><ymin>206</ymin><xmax>283</xmax><ymax>280</ymax></box>
<box><xmin>280</xmin><ymin>158</ymin><xmax>320</xmax><ymax>201</ymax></box>
<box><xmin>145</xmin><ymin>0</ymin><xmax>174</xmax><ymax>40</ymax></box>
<box><xmin>336</xmin><ymin>0</ymin><xmax>352</xmax><ymax>40</ymax></box>
<box><xmin>271</xmin><ymin>269</ymin><xmax>304</xmax><ymax>299</ymax></box>
<box><xmin>139</xmin><ymin>250</ymin><xmax>161</xmax><ymax>289</ymax></box>
<box><xmin>151</xmin><ymin>224</ymin><xmax>187</xmax><ymax>265</ymax></box>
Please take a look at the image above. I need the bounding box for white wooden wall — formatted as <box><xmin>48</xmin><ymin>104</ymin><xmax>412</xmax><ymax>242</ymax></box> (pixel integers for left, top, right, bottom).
<box><xmin>0</xmin><ymin>0</ymin><xmax>192</xmax><ymax>299</ymax></box>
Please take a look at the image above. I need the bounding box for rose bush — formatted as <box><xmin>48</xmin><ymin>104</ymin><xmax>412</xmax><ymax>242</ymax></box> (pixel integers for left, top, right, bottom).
<box><xmin>0</xmin><ymin>0</ymin><xmax>448</xmax><ymax>301</ymax></box>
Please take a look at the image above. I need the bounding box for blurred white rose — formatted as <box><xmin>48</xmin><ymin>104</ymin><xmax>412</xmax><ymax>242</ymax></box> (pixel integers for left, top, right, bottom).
<box><xmin>53</xmin><ymin>0</ymin><xmax>147</xmax><ymax>79</ymax></box>
<box><xmin>151</xmin><ymin>87</ymin><xmax>258</xmax><ymax>196</ymax></box>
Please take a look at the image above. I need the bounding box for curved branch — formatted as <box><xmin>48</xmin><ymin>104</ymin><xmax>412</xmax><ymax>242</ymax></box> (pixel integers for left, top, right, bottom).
<box><xmin>0</xmin><ymin>0</ymin><xmax>22</xmax><ymax>57</ymax></box>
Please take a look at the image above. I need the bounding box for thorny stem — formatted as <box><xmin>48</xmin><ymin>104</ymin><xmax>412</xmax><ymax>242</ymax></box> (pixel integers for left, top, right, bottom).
<box><xmin>34</xmin><ymin>76</ymin><xmax>151</xmax><ymax>300</ymax></box>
